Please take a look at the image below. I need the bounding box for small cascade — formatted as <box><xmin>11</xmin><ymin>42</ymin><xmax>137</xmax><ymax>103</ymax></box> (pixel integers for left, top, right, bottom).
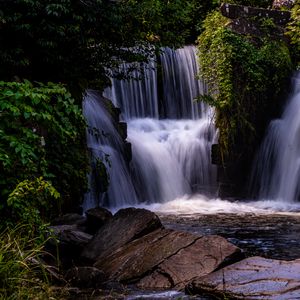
<box><xmin>160</xmin><ymin>46</ymin><xmax>208</xmax><ymax>119</ymax></box>
<box><xmin>128</xmin><ymin>118</ymin><xmax>216</xmax><ymax>203</ymax></box>
<box><xmin>104</xmin><ymin>59</ymin><xmax>159</xmax><ymax>119</ymax></box>
<box><xmin>250</xmin><ymin>72</ymin><xmax>300</xmax><ymax>202</ymax></box>
<box><xmin>86</xmin><ymin>46</ymin><xmax>217</xmax><ymax>209</ymax></box>
<box><xmin>83</xmin><ymin>90</ymin><xmax>138</xmax><ymax>211</ymax></box>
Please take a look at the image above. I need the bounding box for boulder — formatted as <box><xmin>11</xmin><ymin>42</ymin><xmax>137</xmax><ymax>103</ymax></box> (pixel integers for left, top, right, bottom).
<box><xmin>139</xmin><ymin>235</ymin><xmax>242</xmax><ymax>289</ymax></box>
<box><xmin>65</xmin><ymin>266</ymin><xmax>106</xmax><ymax>288</ymax></box>
<box><xmin>81</xmin><ymin>208</ymin><xmax>163</xmax><ymax>263</ymax></box>
<box><xmin>186</xmin><ymin>256</ymin><xmax>300</xmax><ymax>299</ymax></box>
<box><xmin>85</xmin><ymin>207</ymin><xmax>113</xmax><ymax>234</ymax></box>
<box><xmin>48</xmin><ymin>225</ymin><xmax>93</xmax><ymax>269</ymax></box>
<box><xmin>94</xmin><ymin>228</ymin><xmax>241</xmax><ymax>289</ymax></box>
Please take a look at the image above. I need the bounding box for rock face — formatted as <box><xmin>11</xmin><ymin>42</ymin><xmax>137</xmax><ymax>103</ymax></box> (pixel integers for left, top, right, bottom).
<box><xmin>94</xmin><ymin>228</ymin><xmax>241</xmax><ymax>289</ymax></box>
<box><xmin>187</xmin><ymin>256</ymin><xmax>300</xmax><ymax>299</ymax></box>
<box><xmin>220</xmin><ymin>3</ymin><xmax>291</xmax><ymax>38</ymax></box>
<box><xmin>220</xmin><ymin>3</ymin><xmax>291</xmax><ymax>25</ymax></box>
<box><xmin>81</xmin><ymin>208</ymin><xmax>163</xmax><ymax>263</ymax></box>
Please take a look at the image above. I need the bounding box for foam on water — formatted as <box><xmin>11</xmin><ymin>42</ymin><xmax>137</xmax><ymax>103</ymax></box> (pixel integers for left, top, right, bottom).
<box><xmin>110</xmin><ymin>194</ymin><xmax>300</xmax><ymax>215</ymax></box>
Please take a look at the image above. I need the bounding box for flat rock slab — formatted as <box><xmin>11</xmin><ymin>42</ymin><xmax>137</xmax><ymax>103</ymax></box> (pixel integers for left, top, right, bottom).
<box><xmin>95</xmin><ymin>227</ymin><xmax>241</xmax><ymax>288</ymax></box>
<box><xmin>81</xmin><ymin>208</ymin><xmax>162</xmax><ymax>263</ymax></box>
<box><xmin>187</xmin><ymin>256</ymin><xmax>300</xmax><ymax>299</ymax></box>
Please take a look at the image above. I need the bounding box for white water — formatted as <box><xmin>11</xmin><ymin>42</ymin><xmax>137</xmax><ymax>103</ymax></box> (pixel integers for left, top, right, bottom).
<box><xmin>250</xmin><ymin>72</ymin><xmax>300</xmax><ymax>203</ymax></box>
<box><xmin>104</xmin><ymin>58</ymin><xmax>159</xmax><ymax>119</ymax></box>
<box><xmin>83</xmin><ymin>90</ymin><xmax>138</xmax><ymax>211</ymax></box>
<box><xmin>128</xmin><ymin>117</ymin><xmax>216</xmax><ymax>203</ymax></box>
<box><xmin>160</xmin><ymin>46</ymin><xmax>208</xmax><ymax>119</ymax></box>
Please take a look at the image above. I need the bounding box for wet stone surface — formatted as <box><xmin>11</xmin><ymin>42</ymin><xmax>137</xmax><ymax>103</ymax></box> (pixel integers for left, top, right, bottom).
<box><xmin>158</xmin><ymin>213</ymin><xmax>300</xmax><ymax>260</ymax></box>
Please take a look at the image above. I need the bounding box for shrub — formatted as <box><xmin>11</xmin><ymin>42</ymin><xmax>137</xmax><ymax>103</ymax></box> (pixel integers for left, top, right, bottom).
<box><xmin>0</xmin><ymin>81</ymin><xmax>89</xmax><ymax>220</ymax></box>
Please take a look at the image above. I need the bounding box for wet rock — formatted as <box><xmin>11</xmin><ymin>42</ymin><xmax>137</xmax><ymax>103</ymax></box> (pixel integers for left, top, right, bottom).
<box><xmin>65</xmin><ymin>266</ymin><xmax>106</xmax><ymax>288</ymax></box>
<box><xmin>94</xmin><ymin>227</ymin><xmax>241</xmax><ymax>289</ymax></box>
<box><xmin>81</xmin><ymin>208</ymin><xmax>163</xmax><ymax>263</ymax></box>
<box><xmin>85</xmin><ymin>207</ymin><xmax>113</xmax><ymax>234</ymax></box>
<box><xmin>186</xmin><ymin>256</ymin><xmax>300</xmax><ymax>299</ymax></box>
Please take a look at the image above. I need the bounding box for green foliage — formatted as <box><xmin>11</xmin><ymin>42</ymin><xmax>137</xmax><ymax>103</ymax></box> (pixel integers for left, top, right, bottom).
<box><xmin>0</xmin><ymin>81</ymin><xmax>89</xmax><ymax>220</ymax></box>
<box><xmin>7</xmin><ymin>177</ymin><xmax>60</xmax><ymax>232</ymax></box>
<box><xmin>123</xmin><ymin>0</ymin><xmax>218</xmax><ymax>46</ymax></box>
<box><xmin>286</xmin><ymin>3</ymin><xmax>300</xmax><ymax>66</ymax></box>
<box><xmin>0</xmin><ymin>0</ymin><xmax>218</xmax><ymax>90</ymax></box>
<box><xmin>0</xmin><ymin>225</ymin><xmax>62</xmax><ymax>299</ymax></box>
<box><xmin>198</xmin><ymin>11</ymin><xmax>292</xmax><ymax>160</ymax></box>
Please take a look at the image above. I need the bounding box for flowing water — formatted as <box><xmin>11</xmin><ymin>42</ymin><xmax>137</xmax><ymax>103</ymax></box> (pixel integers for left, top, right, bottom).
<box><xmin>83</xmin><ymin>90</ymin><xmax>138</xmax><ymax>211</ymax></box>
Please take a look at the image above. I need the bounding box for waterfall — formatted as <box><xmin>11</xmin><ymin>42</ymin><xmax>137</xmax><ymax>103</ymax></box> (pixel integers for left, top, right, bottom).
<box><xmin>84</xmin><ymin>46</ymin><xmax>217</xmax><ymax>209</ymax></box>
<box><xmin>250</xmin><ymin>72</ymin><xmax>300</xmax><ymax>202</ymax></box>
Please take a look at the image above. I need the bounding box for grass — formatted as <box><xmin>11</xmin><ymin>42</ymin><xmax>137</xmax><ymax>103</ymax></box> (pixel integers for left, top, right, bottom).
<box><xmin>0</xmin><ymin>224</ymin><xmax>59</xmax><ymax>300</ymax></box>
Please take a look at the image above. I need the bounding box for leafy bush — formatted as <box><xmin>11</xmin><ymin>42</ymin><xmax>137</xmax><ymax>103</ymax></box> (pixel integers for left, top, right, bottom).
<box><xmin>7</xmin><ymin>177</ymin><xmax>60</xmax><ymax>234</ymax></box>
<box><xmin>0</xmin><ymin>81</ymin><xmax>89</xmax><ymax>220</ymax></box>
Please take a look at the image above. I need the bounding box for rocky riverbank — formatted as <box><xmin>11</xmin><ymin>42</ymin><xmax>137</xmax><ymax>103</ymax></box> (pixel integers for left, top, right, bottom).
<box><xmin>45</xmin><ymin>207</ymin><xmax>300</xmax><ymax>299</ymax></box>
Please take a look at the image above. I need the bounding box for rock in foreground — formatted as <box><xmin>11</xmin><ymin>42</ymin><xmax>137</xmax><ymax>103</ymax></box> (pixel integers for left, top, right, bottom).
<box><xmin>187</xmin><ymin>256</ymin><xmax>300</xmax><ymax>299</ymax></box>
<box><xmin>95</xmin><ymin>228</ymin><xmax>241</xmax><ymax>289</ymax></box>
<box><xmin>81</xmin><ymin>208</ymin><xmax>163</xmax><ymax>262</ymax></box>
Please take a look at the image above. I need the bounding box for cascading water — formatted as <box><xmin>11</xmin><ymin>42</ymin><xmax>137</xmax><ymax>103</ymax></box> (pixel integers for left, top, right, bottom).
<box><xmin>84</xmin><ymin>48</ymin><xmax>300</xmax><ymax>214</ymax></box>
<box><xmin>160</xmin><ymin>46</ymin><xmax>208</xmax><ymax>119</ymax></box>
<box><xmin>83</xmin><ymin>90</ymin><xmax>138</xmax><ymax>211</ymax></box>
<box><xmin>84</xmin><ymin>46</ymin><xmax>216</xmax><ymax>209</ymax></box>
<box><xmin>84</xmin><ymin>46</ymin><xmax>217</xmax><ymax>209</ymax></box>
<box><xmin>250</xmin><ymin>72</ymin><xmax>300</xmax><ymax>203</ymax></box>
